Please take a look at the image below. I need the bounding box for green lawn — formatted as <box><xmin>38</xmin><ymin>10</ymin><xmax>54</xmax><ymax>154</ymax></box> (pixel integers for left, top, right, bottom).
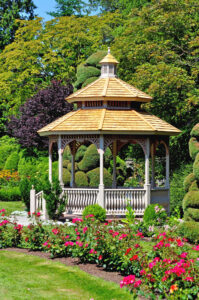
<box><xmin>0</xmin><ymin>251</ymin><xmax>131</xmax><ymax>300</ymax></box>
<box><xmin>0</xmin><ymin>201</ymin><xmax>25</xmax><ymax>216</ymax></box>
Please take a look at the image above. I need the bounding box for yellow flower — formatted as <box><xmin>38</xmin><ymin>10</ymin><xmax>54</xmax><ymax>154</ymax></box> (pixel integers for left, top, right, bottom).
<box><xmin>170</xmin><ymin>284</ymin><xmax>178</xmax><ymax>293</ymax></box>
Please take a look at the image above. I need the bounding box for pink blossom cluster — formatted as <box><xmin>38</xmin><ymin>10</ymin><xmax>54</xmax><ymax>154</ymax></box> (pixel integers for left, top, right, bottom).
<box><xmin>52</xmin><ymin>228</ymin><xmax>59</xmax><ymax>235</ymax></box>
<box><xmin>64</xmin><ymin>241</ymin><xmax>74</xmax><ymax>246</ymax></box>
<box><xmin>0</xmin><ymin>220</ymin><xmax>9</xmax><ymax>226</ymax></box>
<box><xmin>72</xmin><ymin>218</ymin><xmax>83</xmax><ymax>223</ymax></box>
<box><xmin>120</xmin><ymin>275</ymin><xmax>142</xmax><ymax>289</ymax></box>
<box><xmin>14</xmin><ymin>224</ymin><xmax>23</xmax><ymax>232</ymax></box>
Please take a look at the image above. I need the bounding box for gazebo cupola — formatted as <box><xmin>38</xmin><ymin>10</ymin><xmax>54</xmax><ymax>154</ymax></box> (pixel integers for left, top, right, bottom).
<box><xmin>36</xmin><ymin>48</ymin><xmax>181</xmax><ymax>219</ymax></box>
<box><xmin>100</xmin><ymin>47</ymin><xmax>118</xmax><ymax>78</ymax></box>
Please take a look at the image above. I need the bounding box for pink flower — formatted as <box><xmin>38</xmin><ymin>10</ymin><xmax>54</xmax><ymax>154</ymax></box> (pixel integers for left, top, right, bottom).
<box><xmin>0</xmin><ymin>209</ymin><xmax>5</xmax><ymax>213</ymax></box>
<box><xmin>119</xmin><ymin>234</ymin><xmax>128</xmax><ymax>240</ymax></box>
<box><xmin>64</xmin><ymin>241</ymin><xmax>74</xmax><ymax>246</ymax></box>
<box><xmin>164</xmin><ymin>243</ymin><xmax>170</xmax><ymax>247</ymax></box>
<box><xmin>65</xmin><ymin>235</ymin><xmax>70</xmax><ymax>239</ymax></box>
<box><xmin>14</xmin><ymin>224</ymin><xmax>23</xmax><ymax>232</ymax></box>
<box><xmin>134</xmin><ymin>244</ymin><xmax>140</xmax><ymax>248</ymax></box>
<box><xmin>125</xmin><ymin>248</ymin><xmax>132</xmax><ymax>255</ymax></box>
<box><xmin>120</xmin><ymin>275</ymin><xmax>136</xmax><ymax>288</ymax></box>
<box><xmin>84</xmin><ymin>243</ymin><xmax>89</xmax><ymax>248</ymax></box>
<box><xmin>134</xmin><ymin>280</ymin><xmax>142</xmax><ymax>288</ymax></box>
<box><xmin>72</xmin><ymin>218</ymin><xmax>83</xmax><ymax>223</ymax></box>
<box><xmin>112</xmin><ymin>232</ymin><xmax>119</xmax><ymax>237</ymax></box>
<box><xmin>180</xmin><ymin>252</ymin><xmax>188</xmax><ymax>258</ymax></box>
<box><xmin>43</xmin><ymin>241</ymin><xmax>48</xmax><ymax>246</ymax></box>
<box><xmin>89</xmin><ymin>249</ymin><xmax>95</xmax><ymax>254</ymax></box>
<box><xmin>130</xmin><ymin>255</ymin><xmax>138</xmax><ymax>261</ymax></box>
<box><xmin>76</xmin><ymin>241</ymin><xmax>83</xmax><ymax>247</ymax></box>
<box><xmin>140</xmin><ymin>269</ymin><xmax>146</xmax><ymax>276</ymax></box>
<box><xmin>83</xmin><ymin>227</ymin><xmax>88</xmax><ymax>234</ymax></box>
<box><xmin>36</xmin><ymin>212</ymin><xmax>41</xmax><ymax>217</ymax></box>
<box><xmin>52</xmin><ymin>228</ymin><xmax>59</xmax><ymax>235</ymax></box>
<box><xmin>184</xmin><ymin>277</ymin><xmax>194</xmax><ymax>282</ymax></box>
<box><xmin>192</xmin><ymin>245</ymin><xmax>199</xmax><ymax>251</ymax></box>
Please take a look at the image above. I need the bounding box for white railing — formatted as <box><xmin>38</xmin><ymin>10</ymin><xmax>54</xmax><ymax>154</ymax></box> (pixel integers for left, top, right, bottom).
<box><xmin>35</xmin><ymin>191</ymin><xmax>43</xmax><ymax>211</ymax></box>
<box><xmin>104</xmin><ymin>188</ymin><xmax>146</xmax><ymax>215</ymax></box>
<box><xmin>63</xmin><ymin>188</ymin><xmax>98</xmax><ymax>214</ymax></box>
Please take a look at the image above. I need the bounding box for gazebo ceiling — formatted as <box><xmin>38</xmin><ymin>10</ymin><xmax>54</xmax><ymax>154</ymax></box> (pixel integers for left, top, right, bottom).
<box><xmin>66</xmin><ymin>77</ymin><xmax>152</xmax><ymax>103</ymax></box>
<box><xmin>38</xmin><ymin>108</ymin><xmax>181</xmax><ymax>136</ymax></box>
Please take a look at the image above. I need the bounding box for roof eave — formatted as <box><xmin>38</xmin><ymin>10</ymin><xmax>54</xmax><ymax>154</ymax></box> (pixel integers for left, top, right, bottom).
<box><xmin>66</xmin><ymin>96</ymin><xmax>152</xmax><ymax>103</ymax></box>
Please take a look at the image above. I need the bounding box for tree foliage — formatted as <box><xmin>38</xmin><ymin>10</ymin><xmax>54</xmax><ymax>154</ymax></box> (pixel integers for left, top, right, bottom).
<box><xmin>0</xmin><ymin>0</ymin><xmax>36</xmax><ymax>50</ymax></box>
<box><xmin>48</xmin><ymin>0</ymin><xmax>88</xmax><ymax>17</ymax></box>
<box><xmin>7</xmin><ymin>80</ymin><xmax>73</xmax><ymax>149</ymax></box>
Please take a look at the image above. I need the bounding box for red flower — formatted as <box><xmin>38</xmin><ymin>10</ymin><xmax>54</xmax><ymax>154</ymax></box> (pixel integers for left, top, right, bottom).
<box><xmin>125</xmin><ymin>248</ymin><xmax>132</xmax><ymax>255</ymax></box>
<box><xmin>130</xmin><ymin>255</ymin><xmax>138</xmax><ymax>261</ymax></box>
<box><xmin>98</xmin><ymin>255</ymin><xmax>103</xmax><ymax>260</ymax></box>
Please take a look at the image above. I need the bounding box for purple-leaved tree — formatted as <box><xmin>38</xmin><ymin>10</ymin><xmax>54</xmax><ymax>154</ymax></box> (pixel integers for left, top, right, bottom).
<box><xmin>8</xmin><ymin>80</ymin><xmax>73</xmax><ymax>150</ymax></box>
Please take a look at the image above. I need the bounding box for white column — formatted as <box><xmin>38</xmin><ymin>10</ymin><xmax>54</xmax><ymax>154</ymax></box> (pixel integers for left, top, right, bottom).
<box><xmin>49</xmin><ymin>142</ymin><xmax>52</xmax><ymax>183</ymax></box>
<box><xmin>98</xmin><ymin>135</ymin><xmax>105</xmax><ymax>208</ymax></box>
<box><xmin>165</xmin><ymin>145</ymin><xmax>170</xmax><ymax>189</ymax></box>
<box><xmin>70</xmin><ymin>142</ymin><xmax>76</xmax><ymax>188</ymax></box>
<box><xmin>58</xmin><ymin>135</ymin><xmax>64</xmax><ymax>188</ymax></box>
<box><xmin>112</xmin><ymin>140</ymin><xmax>117</xmax><ymax>188</ymax></box>
<box><xmin>30</xmin><ymin>185</ymin><xmax>36</xmax><ymax>215</ymax></box>
<box><xmin>144</xmin><ymin>138</ymin><xmax>151</xmax><ymax>207</ymax></box>
<box><xmin>151</xmin><ymin>143</ymin><xmax>155</xmax><ymax>188</ymax></box>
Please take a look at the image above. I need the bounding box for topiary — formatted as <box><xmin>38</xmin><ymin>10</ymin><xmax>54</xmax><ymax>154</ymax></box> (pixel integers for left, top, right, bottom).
<box><xmin>87</xmin><ymin>167</ymin><xmax>112</xmax><ymax>187</ymax></box>
<box><xmin>183</xmin><ymin>191</ymin><xmax>199</xmax><ymax>210</ymax></box>
<box><xmin>63</xmin><ymin>146</ymin><xmax>71</xmax><ymax>160</ymax></box>
<box><xmin>178</xmin><ymin>221</ymin><xmax>199</xmax><ymax>243</ymax></box>
<box><xmin>104</xmin><ymin>147</ymin><xmax>112</xmax><ymax>169</ymax></box>
<box><xmin>189</xmin><ymin>137</ymin><xmax>199</xmax><ymax>160</ymax></box>
<box><xmin>63</xmin><ymin>168</ymin><xmax>71</xmax><ymax>186</ymax></box>
<box><xmin>4</xmin><ymin>151</ymin><xmax>19</xmax><ymax>170</ymax></box>
<box><xmin>78</xmin><ymin>144</ymin><xmax>99</xmax><ymax>172</ymax></box>
<box><xmin>184</xmin><ymin>208</ymin><xmax>199</xmax><ymax>222</ymax></box>
<box><xmin>183</xmin><ymin>173</ymin><xmax>196</xmax><ymax>192</ymax></box>
<box><xmin>193</xmin><ymin>152</ymin><xmax>199</xmax><ymax>180</ymax></box>
<box><xmin>85</xmin><ymin>50</ymin><xmax>106</xmax><ymax>67</ymax></box>
<box><xmin>63</xmin><ymin>159</ymin><xmax>70</xmax><ymax>168</ymax></box>
<box><xmin>189</xmin><ymin>180</ymin><xmax>198</xmax><ymax>191</ymax></box>
<box><xmin>82</xmin><ymin>204</ymin><xmax>106</xmax><ymax>222</ymax></box>
<box><xmin>75</xmin><ymin>66</ymin><xmax>100</xmax><ymax>89</ymax></box>
<box><xmin>191</xmin><ymin>123</ymin><xmax>199</xmax><ymax>138</ymax></box>
<box><xmin>75</xmin><ymin>171</ymin><xmax>88</xmax><ymax>187</ymax></box>
<box><xmin>67</xmin><ymin>162</ymin><xmax>79</xmax><ymax>172</ymax></box>
<box><xmin>82</xmin><ymin>77</ymin><xmax>98</xmax><ymax>88</ymax></box>
<box><xmin>75</xmin><ymin>145</ymin><xmax>87</xmax><ymax>162</ymax></box>
<box><xmin>143</xmin><ymin>204</ymin><xmax>167</xmax><ymax>226</ymax></box>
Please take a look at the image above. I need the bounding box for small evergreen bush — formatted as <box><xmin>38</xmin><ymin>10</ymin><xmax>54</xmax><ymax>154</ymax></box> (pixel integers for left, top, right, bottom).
<box><xmin>19</xmin><ymin>177</ymin><xmax>32</xmax><ymax>210</ymax></box>
<box><xmin>82</xmin><ymin>204</ymin><xmax>106</xmax><ymax>222</ymax></box>
<box><xmin>78</xmin><ymin>144</ymin><xmax>99</xmax><ymax>172</ymax></box>
<box><xmin>0</xmin><ymin>187</ymin><xmax>21</xmax><ymax>201</ymax></box>
<box><xmin>75</xmin><ymin>171</ymin><xmax>88</xmax><ymax>187</ymax></box>
<box><xmin>184</xmin><ymin>208</ymin><xmax>199</xmax><ymax>222</ymax></box>
<box><xmin>75</xmin><ymin>145</ymin><xmax>87</xmax><ymax>162</ymax></box>
<box><xmin>85</xmin><ymin>50</ymin><xmax>106</xmax><ymax>66</ymax></box>
<box><xmin>189</xmin><ymin>137</ymin><xmax>199</xmax><ymax>160</ymax></box>
<box><xmin>63</xmin><ymin>168</ymin><xmax>71</xmax><ymax>186</ymax></box>
<box><xmin>193</xmin><ymin>152</ymin><xmax>199</xmax><ymax>180</ymax></box>
<box><xmin>183</xmin><ymin>191</ymin><xmax>199</xmax><ymax>210</ymax></box>
<box><xmin>43</xmin><ymin>179</ymin><xmax>67</xmax><ymax>220</ymax></box>
<box><xmin>143</xmin><ymin>204</ymin><xmax>167</xmax><ymax>226</ymax></box>
<box><xmin>183</xmin><ymin>173</ymin><xmax>196</xmax><ymax>192</ymax></box>
<box><xmin>178</xmin><ymin>221</ymin><xmax>199</xmax><ymax>243</ymax></box>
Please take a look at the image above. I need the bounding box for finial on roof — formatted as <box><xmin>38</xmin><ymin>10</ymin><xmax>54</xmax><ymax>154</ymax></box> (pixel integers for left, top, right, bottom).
<box><xmin>108</xmin><ymin>47</ymin><xmax>111</xmax><ymax>54</ymax></box>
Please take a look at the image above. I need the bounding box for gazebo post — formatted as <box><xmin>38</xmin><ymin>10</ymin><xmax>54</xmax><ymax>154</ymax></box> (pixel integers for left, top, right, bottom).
<box><xmin>98</xmin><ymin>134</ymin><xmax>105</xmax><ymax>208</ymax></box>
<box><xmin>58</xmin><ymin>135</ymin><xmax>64</xmax><ymax>188</ymax></box>
<box><xmin>112</xmin><ymin>140</ymin><xmax>117</xmax><ymax>188</ymax></box>
<box><xmin>151</xmin><ymin>142</ymin><xmax>155</xmax><ymax>188</ymax></box>
<box><xmin>165</xmin><ymin>143</ymin><xmax>170</xmax><ymax>189</ymax></box>
<box><xmin>70</xmin><ymin>141</ymin><xmax>76</xmax><ymax>188</ymax></box>
<box><xmin>144</xmin><ymin>138</ymin><xmax>151</xmax><ymax>207</ymax></box>
<box><xmin>49</xmin><ymin>141</ymin><xmax>52</xmax><ymax>184</ymax></box>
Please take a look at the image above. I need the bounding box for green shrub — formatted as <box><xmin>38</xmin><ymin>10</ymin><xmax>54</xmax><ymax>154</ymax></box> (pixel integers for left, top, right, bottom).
<box><xmin>75</xmin><ymin>66</ymin><xmax>100</xmax><ymax>88</ymax></box>
<box><xmin>63</xmin><ymin>146</ymin><xmax>71</xmax><ymax>160</ymax></box>
<box><xmin>0</xmin><ymin>187</ymin><xmax>21</xmax><ymax>201</ymax></box>
<box><xmin>75</xmin><ymin>171</ymin><xmax>88</xmax><ymax>187</ymax></box>
<box><xmin>189</xmin><ymin>137</ymin><xmax>199</xmax><ymax>160</ymax></box>
<box><xmin>189</xmin><ymin>180</ymin><xmax>198</xmax><ymax>191</ymax></box>
<box><xmin>183</xmin><ymin>191</ymin><xmax>199</xmax><ymax>211</ymax></box>
<box><xmin>191</xmin><ymin>123</ymin><xmax>199</xmax><ymax>137</ymax></box>
<box><xmin>4</xmin><ymin>151</ymin><xmax>19</xmax><ymax>171</ymax></box>
<box><xmin>82</xmin><ymin>77</ymin><xmax>98</xmax><ymax>87</ymax></box>
<box><xmin>18</xmin><ymin>157</ymin><xmax>37</xmax><ymax>177</ymax></box>
<box><xmin>82</xmin><ymin>204</ymin><xmax>106</xmax><ymax>222</ymax></box>
<box><xmin>63</xmin><ymin>159</ymin><xmax>70</xmax><ymax>168</ymax></box>
<box><xmin>143</xmin><ymin>204</ymin><xmax>167</xmax><ymax>226</ymax></box>
<box><xmin>85</xmin><ymin>50</ymin><xmax>106</xmax><ymax>67</ymax></box>
<box><xmin>170</xmin><ymin>163</ymin><xmax>192</xmax><ymax>216</ymax></box>
<box><xmin>183</xmin><ymin>173</ymin><xmax>196</xmax><ymax>192</ymax></box>
<box><xmin>63</xmin><ymin>168</ymin><xmax>71</xmax><ymax>186</ymax></box>
<box><xmin>0</xmin><ymin>136</ymin><xmax>20</xmax><ymax>169</ymax></box>
<box><xmin>78</xmin><ymin>144</ymin><xmax>99</xmax><ymax>172</ymax></box>
<box><xmin>184</xmin><ymin>208</ymin><xmax>199</xmax><ymax>222</ymax></box>
<box><xmin>193</xmin><ymin>152</ymin><xmax>199</xmax><ymax>180</ymax></box>
<box><xmin>178</xmin><ymin>221</ymin><xmax>199</xmax><ymax>243</ymax></box>
<box><xmin>87</xmin><ymin>167</ymin><xmax>112</xmax><ymax>187</ymax></box>
<box><xmin>75</xmin><ymin>145</ymin><xmax>87</xmax><ymax>162</ymax></box>
<box><xmin>67</xmin><ymin>162</ymin><xmax>78</xmax><ymax>172</ymax></box>
<box><xmin>43</xmin><ymin>179</ymin><xmax>67</xmax><ymax>220</ymax></box>
<box><xmin>104</xmin><ymin>147</ymin><xmax>112</xmax><ymax>169</ymax></box>
<box><xmin>19</xmin><ymin>177</ymin><xmax>32</xmax><ymax>210</ymax></box>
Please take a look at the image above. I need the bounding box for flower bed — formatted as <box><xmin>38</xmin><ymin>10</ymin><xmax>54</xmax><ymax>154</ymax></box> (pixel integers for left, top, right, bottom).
<box><xmin>0</xmin><ymin>210</ymin><xmax>198</xmax><ymax>299</ymax></box>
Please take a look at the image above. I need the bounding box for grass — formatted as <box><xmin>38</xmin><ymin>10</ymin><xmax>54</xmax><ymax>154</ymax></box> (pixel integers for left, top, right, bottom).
<box><xmin>0</xmin><ymin>201</ymin><xmax>25</xmax><ymax>216</ymax></box>
<box><xmin>0</xmin><ymin>251</ymin><xmax>131</xmax><ymax>300</ymax></box>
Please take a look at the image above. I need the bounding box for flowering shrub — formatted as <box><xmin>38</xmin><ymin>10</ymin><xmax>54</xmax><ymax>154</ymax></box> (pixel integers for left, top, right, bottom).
<box><xmin>143</xmin><ymin>204</ymin><xmax>167</xmax><ymax>226</ymax></box>
<box><xmin>0</xmin><ymin>208</ymin><xmax>198</xmax><ymax>298</ymax></box>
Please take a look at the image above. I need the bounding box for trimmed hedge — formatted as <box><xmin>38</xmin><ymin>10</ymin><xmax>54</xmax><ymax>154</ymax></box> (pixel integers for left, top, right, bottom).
<box><xmin>193</xmin><ymin>152</ymin><xmax>199</xmax><ymax>180</ymax></box>
<box><xmin>191</xmin><ymin>123</ymin><xmax>199</xmax><ymax>137</ymax></box>
<box><xmin>189</xmin><ymin>137</ymin><xmax>199</xmax><ymax>160</ymax></box>
<box><xmin>63</xmin><ymin>159</ymin><xmax>70</xmax><ymax>168</ymax></box>
<box><xmin>85</xmin><ymin>50</ymin><xmax>107</xmax><ymax>67</ymax></box>
<box><xmin>4</xmin><ymin>151</ymin><xmax>19</xmax><ymax>171</ymax></box>
<box><xmin>189</xmin><ymin>180</ymin><xmax>198</xmax><ymax>191</ymax></box>
<box><xmin>183</xmin><ymin>173</ymin><xmax>196</xmax><ymax>192</ymax></box>
<box><xmin>75</xmin><ymin>171</ymin><xmax>88</xmax><ymax>187</ymax></box>
<box><xmin>78</xmin><ymin>144</ymin><xmax>99</xmax><ymax>172</ymax></box>
<box><xmin>0</xmin><ymin>186</ymin><xmax>21</xmax><ymax>201</ymax></box>
<box><xmin>75</xmin><ymin>145</ymin><xmax>87</xmax><ymax>162</ymax></box>
<box><xmin>63</xmin><ymin>146</ymin><xmax>71</xmax><ymax>160</ymax></box>
<box><xmin>184</xmin><ymin>207</ymin><xmax>199</xmax><ymax>222</ymax></box>
<box><xmin>183</xmin><ymin>191</ymin><xmax>199</xmax><ymax>210</ymax></box>
<box><xmin>67</xmin><ymin>162</ymin><xmax>78</xmax><ymax>172</ymax></box>
<box><xmin>63</xmin><ymin>168</ymin><xmax>71</xmax><ymax>186</ymax></box>
<box><xmin>178</xmin><ymin>221</ymin><xmax>199</xmax><ymax>243</ymax></box>
<box><xmin>87</xmin><ymin>167</ymin><xmax>112</xmax><ymax>187</ymax></box>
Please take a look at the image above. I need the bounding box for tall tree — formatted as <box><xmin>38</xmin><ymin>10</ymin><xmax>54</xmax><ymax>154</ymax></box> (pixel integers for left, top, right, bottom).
<box><xmin>0</xmin><ymin>0</ymin><xmax>36</xmax><ymax>50</ymax></box>
<box><xmin>48</xmin><ymin>0</ymin><xmax>88</xmax><ymax>17</ymax></box>
<box><xmin>7</xmin><ymin>80</ymin><xmax>73</xmax><ymax>149</ymax></box>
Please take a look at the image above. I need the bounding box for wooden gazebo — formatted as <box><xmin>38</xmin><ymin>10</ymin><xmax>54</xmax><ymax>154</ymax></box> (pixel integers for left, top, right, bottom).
<box><xmin>31</xmin><ymin>49</ymin><xmax>181</xmax><ymax>219</ymax></box>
